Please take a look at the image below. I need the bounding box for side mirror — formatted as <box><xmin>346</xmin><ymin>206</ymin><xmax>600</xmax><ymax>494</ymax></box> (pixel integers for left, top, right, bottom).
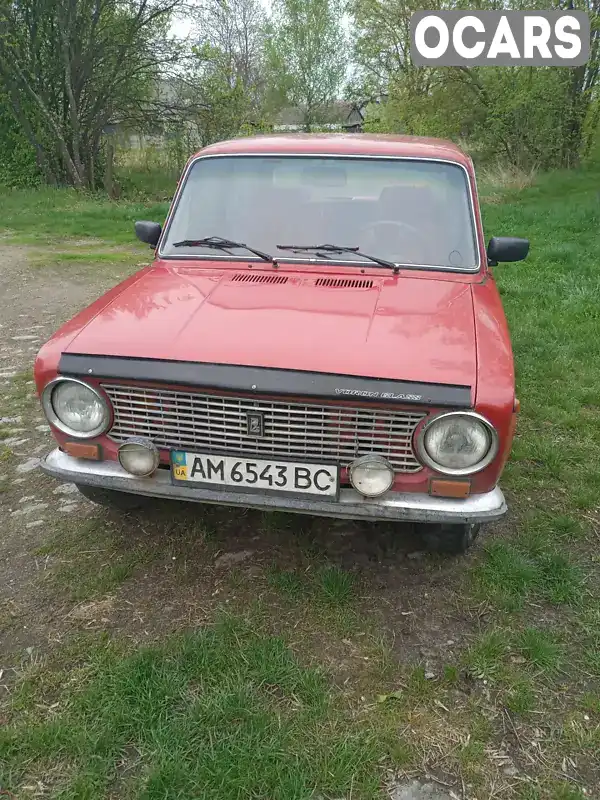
<box><xmin>487</xmin><ymin>236</ymin><xmax>529</xmax><ymax>266</ymax></box>
<box><xmin>135</xmin><ymin>220</ymin><xmax>162</xmax><ymax>248</ymax></box>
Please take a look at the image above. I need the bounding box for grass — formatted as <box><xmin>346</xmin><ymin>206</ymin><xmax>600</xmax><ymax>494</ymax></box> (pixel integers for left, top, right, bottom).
<box><xmin>516</xmin><ymin>628</ymin><xmax>562</xmax><ymax>672</ymax></box>
<box><xmin>267</xmin><ymin>564</ymin><xmax>357</xmax><ymax>606</ymax></box>
<box><xmin>504</xmin><ymin>678</ymin><xmax>536</xmax><ymax>714</ymax></box>
<box><xmin>0</xmin><ymin>619</ymin><xmax>386</xmax><ymax>799</ymax></box>
<box><xmin>29</xmin><ymin>248</ymin><xmax>151</xmax><ymax>269</ymax></box>
<box><xmin>37</xmin><ymin>511</ymin><xmax>218</xmax><ymax>603</ymax></box>
<box><xmin>267</xmin><ymin>566</ymin><xmax>307</xmax><ymax>598</ymax></box>
<box><xmin>2</xmin><ymin>164</ymin><xmax>600</xmax><ymax>798</ymax></box>
<box><xmin>0</xmin><ymin>186</ymin><xmax>169</xmax><ymax>245</ymax></box>
<box><xmin>477</xmin><ymin>537</ymin><xmax>584</xmax><ymax>609</ymax></box>
<box><xmin>115</xmin><ymin>144</ymin><xmax>183</xmax><ymax>201</ymax></box>
<box><xmin>484</xmin><ymin>167</ymin><xmax>600</xmax><ymax>506</ymax></box>
<box><xmin>464</xmin><ymin>630</ymin><xmax>508</xmax><ymax>681</ymax></box>
<box><xmin>474</xmin><ymin>166</ymin><xmax>600</xmax><ymax>621</ymax></box>
<box><xmin>316</xmin><ymin>565</ymin><xmax>356</xmax><ymax>603</ymax></box>
<box><xmin>479</xmin><ymin>162</ymin><xmax>538</xmax><ymax>200</ymax></box>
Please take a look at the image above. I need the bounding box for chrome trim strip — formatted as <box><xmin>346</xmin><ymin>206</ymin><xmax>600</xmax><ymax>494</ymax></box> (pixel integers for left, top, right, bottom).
<box><xmin>40</xmin><ymin>448</ymin><xmax>507</xmax><ymax>524</ymax></box>
<box><xmin>156</xmin><ymin>153</ymin><xmax>482</xmax><ymax>273</ymax></box>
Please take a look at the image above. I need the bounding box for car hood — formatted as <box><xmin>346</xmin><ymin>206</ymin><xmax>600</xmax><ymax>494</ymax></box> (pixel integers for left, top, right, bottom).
<box><xmin>63</xmin><ymin>265</ymin><xmax>477</xmax><ymax>390</ymax></box>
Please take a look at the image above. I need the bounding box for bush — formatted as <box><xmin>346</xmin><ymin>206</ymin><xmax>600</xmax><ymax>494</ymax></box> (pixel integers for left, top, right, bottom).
<box><xmin>480</xmin><ymin>163</ymin><xmax>538</xmax><ymax>193</ymax></box>
<box><xmin>0</xmin><ymin>98</ymin><xmax>42</xmax><ymax>188</ymax></box>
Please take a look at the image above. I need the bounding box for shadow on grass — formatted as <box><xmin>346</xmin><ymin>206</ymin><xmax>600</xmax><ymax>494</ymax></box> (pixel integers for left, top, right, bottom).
<box><xmin>39</xmin><ymin>498</ymin><xmax>433</xmax><ymax>605</ymax></box>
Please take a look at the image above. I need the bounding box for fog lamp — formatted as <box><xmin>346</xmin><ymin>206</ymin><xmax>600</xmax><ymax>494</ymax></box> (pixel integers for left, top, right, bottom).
<box><xmin>349</xmin><ymin>454</ymin><xmax>395</xmax><ymax>497</ymax></box>
<box><xmin>118</xmin><ymin>438</ymin><xmax>159</xmax><ymax>477</ymax></box>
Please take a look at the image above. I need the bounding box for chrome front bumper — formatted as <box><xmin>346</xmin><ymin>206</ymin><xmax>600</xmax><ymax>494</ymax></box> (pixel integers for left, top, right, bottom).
<box><xmin>40</xmin><ymin>448</ymin><xmax>507</xmax><ymax>524</ymax></box>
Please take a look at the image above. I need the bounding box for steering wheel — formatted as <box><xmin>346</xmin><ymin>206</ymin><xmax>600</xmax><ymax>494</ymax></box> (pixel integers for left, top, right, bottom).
<box><xmin>359</xmin><ymin>220</ymin><xmax>431</xmax><ymax>264</ymax></box>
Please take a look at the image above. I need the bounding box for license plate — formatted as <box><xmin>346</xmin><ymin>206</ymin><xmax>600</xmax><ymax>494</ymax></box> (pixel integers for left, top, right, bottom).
<box><xmin>171</xmin><ymin>451</ymin><xmax>339</xmax><ymax>498</ymax></box>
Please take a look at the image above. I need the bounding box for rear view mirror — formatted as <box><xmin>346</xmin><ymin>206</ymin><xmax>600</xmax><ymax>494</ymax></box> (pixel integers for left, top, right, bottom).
<box><xmin>487</xmin><ymin>236</ymin><xmax>529</xmax><ymax>265</ymax></box>
<box><xmin>135</xmin><ymin>220</ymin><xmax>162</xmax><ymax>248</ymax></box>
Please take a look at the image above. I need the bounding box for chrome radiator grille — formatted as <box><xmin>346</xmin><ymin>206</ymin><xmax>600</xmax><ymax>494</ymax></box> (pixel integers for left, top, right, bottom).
<box><xmin>103</xmin><ymin>384</ymin><xmax>426</xmax><ymax>472</ymax></box>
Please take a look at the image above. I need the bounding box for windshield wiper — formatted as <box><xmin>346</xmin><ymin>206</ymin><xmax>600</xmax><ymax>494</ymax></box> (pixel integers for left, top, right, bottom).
<box><xmin>173</xmin><ymin>236</ymin><xmax>277</xmax><ymax>265</ymax></box>
<box><xmin>276</xmin><ymin>243</ymin><xmax>400</xmax><ymax>273</ymax></box>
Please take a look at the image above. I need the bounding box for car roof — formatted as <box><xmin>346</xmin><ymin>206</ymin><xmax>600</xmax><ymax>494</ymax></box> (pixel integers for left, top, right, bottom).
<box><xmin>193</xmin><ymin>133</ymin><xmax>472</xmax><ymax>168</ymax></box>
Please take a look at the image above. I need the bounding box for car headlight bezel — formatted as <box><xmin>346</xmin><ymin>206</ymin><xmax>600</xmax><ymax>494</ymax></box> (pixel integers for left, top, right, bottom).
<box><xmin>416</xmin><ymin>411</ymin><xmax>499</xmax><ymax>476</ymax></box>
<box><xmin>42</xmin><ymin>377</ymin><xmax>111</xmax><ymax>439</ymax></box>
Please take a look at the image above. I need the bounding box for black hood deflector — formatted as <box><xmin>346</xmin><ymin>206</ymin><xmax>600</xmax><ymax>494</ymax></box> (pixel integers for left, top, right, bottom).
<box><xmin>59</xmin><ymin>353</ymin><xmax>472</xmax><ymax>408</ymax></box>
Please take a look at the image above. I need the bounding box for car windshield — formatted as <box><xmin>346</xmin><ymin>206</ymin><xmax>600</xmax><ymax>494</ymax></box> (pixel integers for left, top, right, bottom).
<box><xmin>161</xmin><ymin>155</ymin><xmax>479</xmax><ymax>271</ymax></box>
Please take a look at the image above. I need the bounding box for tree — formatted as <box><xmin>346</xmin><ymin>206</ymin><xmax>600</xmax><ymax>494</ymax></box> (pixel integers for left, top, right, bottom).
<box><xmin>0</xmin><ymin>0</ymin><xmax>181</xmax><ymax>188</ymax></box>
<box><xmin>151</xmin><ymin>0</ymin><xmax>268</xmax><ymax>153</ymax></box>
<box><xmin>194</xmin><ymin>0</ymin><xmax>266</xmax><ymax>111</ymax></box>
<box><xmin>265</xmin><ymin>0</ymin><xmax>348</xmax><ymax>131</ymax></box>
<box><xmin>350</xmin><ymin>0</ymin><xmax>600</xmax><ymax>168</ymax></box>
<box><xmin>558</xmin><ymin>0</ymin><xmax>600</xmax><ymax>165</ymax></box>
<box><xmin>175</xmin><ymin>0</ymin><xmax>268</xmax><ymax>145</ymax></box>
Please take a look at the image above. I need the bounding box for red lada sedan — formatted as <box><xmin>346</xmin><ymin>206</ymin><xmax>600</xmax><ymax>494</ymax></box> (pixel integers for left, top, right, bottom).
<box><xmin>35</xmin><ymin>134</ymin><xmax>529</xmax><ymax>554</ymax></box>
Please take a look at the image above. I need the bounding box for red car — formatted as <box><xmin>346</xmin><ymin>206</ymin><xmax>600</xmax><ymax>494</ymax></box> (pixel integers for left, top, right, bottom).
<box><xmin>35</xmin><ymin>134</ymin><xmax>529</xmax><ymax>554</ymax></box>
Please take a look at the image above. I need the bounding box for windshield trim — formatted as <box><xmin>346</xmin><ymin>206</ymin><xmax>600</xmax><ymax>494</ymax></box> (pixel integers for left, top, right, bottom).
<box><xmin>157</xmin><ymin>153</ymin><xmax>482</xmax><ymax>273</ymax></box>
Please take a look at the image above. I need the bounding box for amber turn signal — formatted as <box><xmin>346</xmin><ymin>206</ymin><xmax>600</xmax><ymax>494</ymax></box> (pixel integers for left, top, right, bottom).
<box><xmin>64</xmin><ymin>442</ymin><xmax>102</xmax><ymax>460</ymax></box>
<box><xmin>429</xmin><ymin>479</ymin><xmax>471</xmax><ymax>499</ymax></box>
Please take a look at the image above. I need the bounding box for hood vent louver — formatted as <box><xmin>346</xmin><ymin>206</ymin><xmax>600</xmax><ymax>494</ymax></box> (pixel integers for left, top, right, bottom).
<box><xmin>232</xmin><ymin>273</ymin><xmax>288</xmax><ymax>284</ymax></box>
<box><xmin>315</xmin><ymin>278</ymin><xmax>374</xmax><ymax>289</ymax></box>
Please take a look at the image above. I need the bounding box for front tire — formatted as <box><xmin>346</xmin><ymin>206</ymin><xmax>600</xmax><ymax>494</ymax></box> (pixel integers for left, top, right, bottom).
<box><xmin>417</xmin><ymin>522</ymin><xmax>481</xmax><ymax>555</ymax></box>
<box><xmin>76</xmin><ymin>484</ymin><xmax>150</xmax><ymax>511</ymax></box>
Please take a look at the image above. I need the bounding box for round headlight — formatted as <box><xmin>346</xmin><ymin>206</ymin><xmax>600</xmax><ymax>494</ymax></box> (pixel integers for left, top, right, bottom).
<box><xmin>42</xmin><ymin>378</ymin><xmax>110</xmax><ymax>438</ymax></box>
<box><xmin>349</xmin><ymin>454</ymin><xmax>395</xmax><ymax>497</ymax></box>
<box><xmin>118</xmin><ymin>438</ymin><xmax>159</xmax><ymax>477</ymax></box>
<box><xmin>418</xmin><ymin>412</ymin><xmax>498</xmax><ymax>475</ymax></box>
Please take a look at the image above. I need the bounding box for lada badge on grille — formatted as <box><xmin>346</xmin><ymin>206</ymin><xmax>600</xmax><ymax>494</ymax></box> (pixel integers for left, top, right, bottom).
<box><xmin>246</xmin><ymin>412</ymin><xmax>265</xmax><ymax>437</ymax></box>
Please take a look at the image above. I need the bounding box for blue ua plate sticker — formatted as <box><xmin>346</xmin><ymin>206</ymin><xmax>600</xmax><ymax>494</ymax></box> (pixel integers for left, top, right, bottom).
<box><xmin>172</xmin><ymin>450</ymin><xmax>188</xmax><ymax>481</ymax></box>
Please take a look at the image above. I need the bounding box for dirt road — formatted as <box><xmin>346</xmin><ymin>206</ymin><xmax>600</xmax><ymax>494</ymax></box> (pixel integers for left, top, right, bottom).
<box><xmin>0</xmin><ymin>246</ymin><xmax>124</xmax><ymax>651</ymax></box>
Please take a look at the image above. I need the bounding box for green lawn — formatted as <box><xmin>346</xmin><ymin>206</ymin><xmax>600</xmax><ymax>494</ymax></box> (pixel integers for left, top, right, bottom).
<box><xmin>1</xmin><ymin>620</ymin><xmax>385</xmax><ymax>800</ymax></box>
<box><xmin>1</xmin><ymin>167</ymin><xmax>599</xmax><ymax>799</ymax></box>
<box><xmin>0</xmin><ymin>186</ymin><xmax>168</xmax><ymax>245</ymax></box>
